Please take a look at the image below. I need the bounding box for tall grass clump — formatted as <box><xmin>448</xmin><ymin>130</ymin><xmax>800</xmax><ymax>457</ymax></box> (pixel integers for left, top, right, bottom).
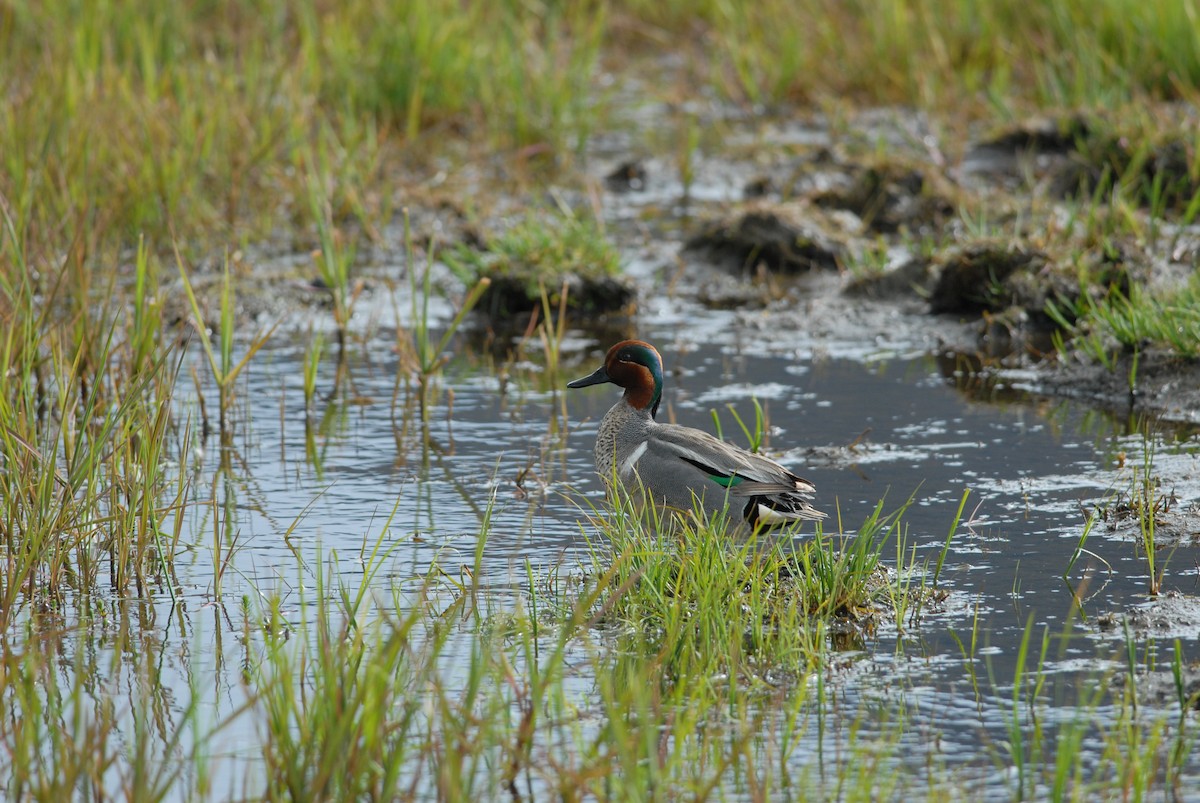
<box><xmin>0</xmin><ymin>220</ymin><xmax>188</xmax><ymax>620</ymax></box>
<box><xmin>1048</xmin><ymin>273</ymin><xmax>1200</xmax><ymax>375</ymax></box>
<box><xmin>247</xmin><ymin>515</ymin><xmax>598</xmax><ymax>799</ymax></box>
<box><xmin>575</xmin><ymin>486</ymin><xmax>917</xmax><ymax>690</ymax></box>
<box><xmin>253</xmin><ymin>568</ymin><xmax>430</xmax><ymax>799</ymax></box>
<box><xmin>446</xmin><ymin>207</ymin><xmax>622</xmax><ymax>319</ymax></box>
<box><xmin>1087</xmin><ymin>280</ymin><xmax>1200</xmax><ymax>359</ymax></box>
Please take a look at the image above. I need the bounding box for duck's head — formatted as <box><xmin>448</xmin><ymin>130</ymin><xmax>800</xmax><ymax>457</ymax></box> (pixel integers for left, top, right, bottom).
<box><xmin>567</xmin><ymin>340</ymin><xmax>663</xmax><ymax>417</ymax></box>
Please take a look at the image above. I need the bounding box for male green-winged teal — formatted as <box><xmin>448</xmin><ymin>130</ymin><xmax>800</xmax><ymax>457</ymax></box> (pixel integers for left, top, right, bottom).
<box><xmin>568</xmin><ymin>340</ymin><xmax>824</xmax><ymax>529</ymax></box>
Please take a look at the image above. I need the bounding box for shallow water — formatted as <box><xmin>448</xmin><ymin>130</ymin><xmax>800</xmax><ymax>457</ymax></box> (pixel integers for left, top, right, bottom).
<box><xmin>142</xmin><ymin>291</ymin><xmax>1200</xmax><ymax>794</ymax></box>
<box><xmin>20</xmin><ymin>275</ymin><xmax>1198</xmax><ymax>798</ymax></box>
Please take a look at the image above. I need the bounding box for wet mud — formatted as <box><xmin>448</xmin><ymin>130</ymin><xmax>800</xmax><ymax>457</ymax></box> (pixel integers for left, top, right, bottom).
<box><xmin>684</xmin><ymin>201</ymin><xmax>847</xmax><ymax>275</ymax></box>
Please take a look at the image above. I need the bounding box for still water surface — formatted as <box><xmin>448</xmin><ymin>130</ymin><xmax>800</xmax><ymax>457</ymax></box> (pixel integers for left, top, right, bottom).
<box><xmin>145</xmin><ymin>300</ymin><xmax>1200</xmax><ymax>794</ymax></box>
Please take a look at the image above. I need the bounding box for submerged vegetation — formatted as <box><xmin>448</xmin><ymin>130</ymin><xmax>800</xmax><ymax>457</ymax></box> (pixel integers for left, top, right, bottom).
<box><xmin>2</xmin><ymin>0</ymin><xmax>1200</xmax><ymax>798</ymax></box>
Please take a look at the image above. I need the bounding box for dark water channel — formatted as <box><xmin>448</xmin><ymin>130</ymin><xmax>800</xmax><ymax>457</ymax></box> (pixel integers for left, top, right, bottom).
<box><xmin>172</xmin><ymin>295</ymin><xmax>1200</xmax><ymax>795</ymax></box>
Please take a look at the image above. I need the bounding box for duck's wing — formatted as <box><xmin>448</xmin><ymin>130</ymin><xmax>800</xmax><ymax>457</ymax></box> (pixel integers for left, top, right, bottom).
<box><xmin>646</xmin><ymin>425</ymin><xmax>824</xmax><ymax>523</ymax></box>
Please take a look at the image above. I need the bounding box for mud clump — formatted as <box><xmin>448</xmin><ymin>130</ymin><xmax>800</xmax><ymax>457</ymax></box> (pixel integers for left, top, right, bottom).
<box><xmin>605</xmin><ymin>159</ymin><xmax>647</xmax><ymax>192</ymax></box>
<box><xmin>742</xmin><ymin>175</ymin><xmax>775</xmax><ymax>198</ymax></box>
<box><xmin>928</xmin><ymin>245</ymin><xmax>1052</xmax><ymax>315</ymax></box>
<box><xmin>927</xmin><ymin>243</ymin><xmax>1137</xmax><ymax>341</ymax></box>
<box><xmin>447</xmin><ymin>213</ymin><xmax>636</xmax><ymax>323</ymax></box>
<box><xmin>965</xmin><ymin>114</ymin><xmax>1093</xmax><ymax>168</ymax></box>
<box><xmin>1123</xmin><ymin>664</ymin><xmax>1200</xmax><ymax>711</ymax></box>
<box><xmin>813</xmin><ymin>163</ymin><xmax>953</xmax><ymax>233</ymax></box>
<box><xmin>998</xmin><ymin>346</ymin><xmax>1200</xmax><ymax>424</ymax></box>
<box><xmin>1100</xmin><ymin>592</ymin><xmax>1200</xmax><ymax>655</ymax></box>
<box><xmin>843</xmin><ymin>258</ymin><xmax>937</xmax><ymax>300</ymax></box>
<box><xmin>1094</xmin><ymin>491</ymin><xmax>1199</xmax><ymax>548</ymax></box>
<box><xmin>475</xmin><ymin>272</ymin><xmax>637</xmax><ymax>322</ymax></box>
<box><xmin>1051</xmin><ymin>135</ymin><xmax>1199</xmax><ymax>212</ymax></box>
<box><xmin>685</xmin><ymin>202</ymin><xmax>847</xmax><ymax>276</ymax></box>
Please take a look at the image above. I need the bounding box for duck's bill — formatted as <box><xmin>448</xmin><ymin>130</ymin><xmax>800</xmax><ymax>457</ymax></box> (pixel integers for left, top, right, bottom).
<box><xmin>567</xmin><ymin>366</ymin><xmax>611</xmax><ymax>388</ymax></box>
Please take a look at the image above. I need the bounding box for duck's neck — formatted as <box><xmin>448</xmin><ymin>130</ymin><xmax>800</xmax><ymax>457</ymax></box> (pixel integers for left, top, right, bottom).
<box><xmin>624</xmin><ymin>387</ymin><xmax>660</xmax><ymax>419</ymax></box>
<box><xmin>620</xmin><ymin>363</ymin><xmax>662</xmax><ymax>419</ymax></box>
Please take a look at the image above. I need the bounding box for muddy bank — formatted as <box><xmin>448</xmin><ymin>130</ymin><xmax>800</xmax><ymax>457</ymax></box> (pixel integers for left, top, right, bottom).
<box><xmin>172</xmin><ymin>107</ymin><xmax>1200</xmax><ymax>428</ymax></box>
<box><xmin>652</xmin><ymin>111</ymin><xmax>1200</xmax><ymax>425</ymax></box>
<box><xmin>1006</xmin><ymin>352</ymin><xmax>1200</xmax><ymax>425</ymax></box>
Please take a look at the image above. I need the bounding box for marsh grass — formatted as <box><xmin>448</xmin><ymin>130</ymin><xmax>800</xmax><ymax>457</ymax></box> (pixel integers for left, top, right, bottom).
<box><xmin>1120</xmin><ymin>431</ymin><xmax>1180</xmax><ymax>598</ymax></box>
<box><xmin>2</xmin><ymin>613</ymin><xmax>210</xmax><ymax>801</ymax></box>
<box><xmin>572</xmin><ymin>484</ymin><xmax>925</xmax><ymax>690</ymax></box>
<box><xmin>6</xmin><ymin>1</ymin><xmax>1200</xmax><ymax>799</ymax></box>
<box><xmin>506</xmin><ymin>278</ymin><xmax>575</xmax><ymax>398</ymax></box>
<box><xmin>301</xmin><ymin>331</ymin><xmax>325</xmax><ymax>417</ymax></box>
<box><xmin>5</xmin><ymin>0</ymin><xmax>1199</xmax><ymax>270</ymax></box>
<box><xmin>710</xmin><ymin>397</ymin><xmax>767</xmax><ymax>453</ymax></box>
<box><xmin>1132</xmin><ymin>438</ymin><xmax>1172</xmax><ymax>597</ymax></box>
<box><xmin>0</xmin><ymin>223</ymin><xmax>188</xmax><ymax>619</ymax></box>
<box><xmin>177</xmin><ymin>253</ymin><xmax>279</xmax><ymax>440</ymax></box>
<box><xmin>237</xmin><ymin>490</ymin><xmax>935</xmax><ymax>799</ymax></box>
<box><xmin>1063</xmin><ymin>509</ymin><xmax>1107</xmax><ymax>609</ymax></box>
<box><xmin>393</xmin><ymin>213</ymin><xmax>490</xmax><ymax>422</ymax></box>
<box><xmin>1048</xmin><ymin>271</ymin><xmax>1200</xmax><ymax>370</ymax></box>
<box><xmin>513</xmin><ymin>280</ymin><xmax>574</xmax><ymax>435</ymax></box>
<box><xmin>2</xmin><ymin>1</ymin><xmax>614</xmax><ymax>256</ymax></box>
<box><xmin>2</xmin><ymin>488</ymin><xmax>1197</xmax><ymax>799</ymax></box>
<box><xmin>1082</xmin><ymin>426</ymin><xmax>1183</xmax><ymax>598</ymax></box>
<box><xmin>963</xmin><ymin>613</ymin><xmax>1200</xmax><ymax>800</ymax></box>
<box><xmin>534</xmin><ymin>281</ymin><xmax>571</xmax><ymax>388</ymax></box>
<box><xmin>307</xmin><ymin>161</ymin><xmax>362</xmax><ymax>353</ymax></box>
<box><xmin>616</xmin><ymin>0</ymin><xmax>1200</xmax><ymax>114</ymax></box>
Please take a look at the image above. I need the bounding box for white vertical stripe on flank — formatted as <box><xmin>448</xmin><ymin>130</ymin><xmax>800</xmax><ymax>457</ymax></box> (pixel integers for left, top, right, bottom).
<box><xmin>620</xmin><ymin>442</ymin><xmax>648</xmax><ymax>478</ymax></box>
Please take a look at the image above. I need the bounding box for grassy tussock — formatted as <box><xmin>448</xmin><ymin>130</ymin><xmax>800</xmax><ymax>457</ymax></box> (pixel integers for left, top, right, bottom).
<box><xmin>1055</xmin><ymin>274</ymin><xmax>1200</xmax><ymax>363</ymax></box>
<box><xmin>573</xmin><ymin>488</ymin><xmax>919</xmax><ymax>693</ymax></box>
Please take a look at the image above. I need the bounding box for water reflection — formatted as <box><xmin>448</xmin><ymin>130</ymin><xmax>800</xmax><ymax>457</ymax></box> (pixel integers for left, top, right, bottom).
<box><xmin>7</xmin><ymin>316</ymin><xmax>1199</xmax><ymax>797</ymax></box>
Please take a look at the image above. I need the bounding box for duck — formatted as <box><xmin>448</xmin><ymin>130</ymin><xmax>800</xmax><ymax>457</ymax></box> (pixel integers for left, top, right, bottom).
<box><xmin>567</xmin><ymin>340</ymin><xmax>824</xmax><ymax>529</ymax></box>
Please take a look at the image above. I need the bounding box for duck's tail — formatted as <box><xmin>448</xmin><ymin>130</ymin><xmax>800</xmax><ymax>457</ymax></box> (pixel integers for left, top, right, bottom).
<box><xmin>743</xmin><ymin>493</ymin><xmax>826</xmax><ymax>528</ymax></box>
